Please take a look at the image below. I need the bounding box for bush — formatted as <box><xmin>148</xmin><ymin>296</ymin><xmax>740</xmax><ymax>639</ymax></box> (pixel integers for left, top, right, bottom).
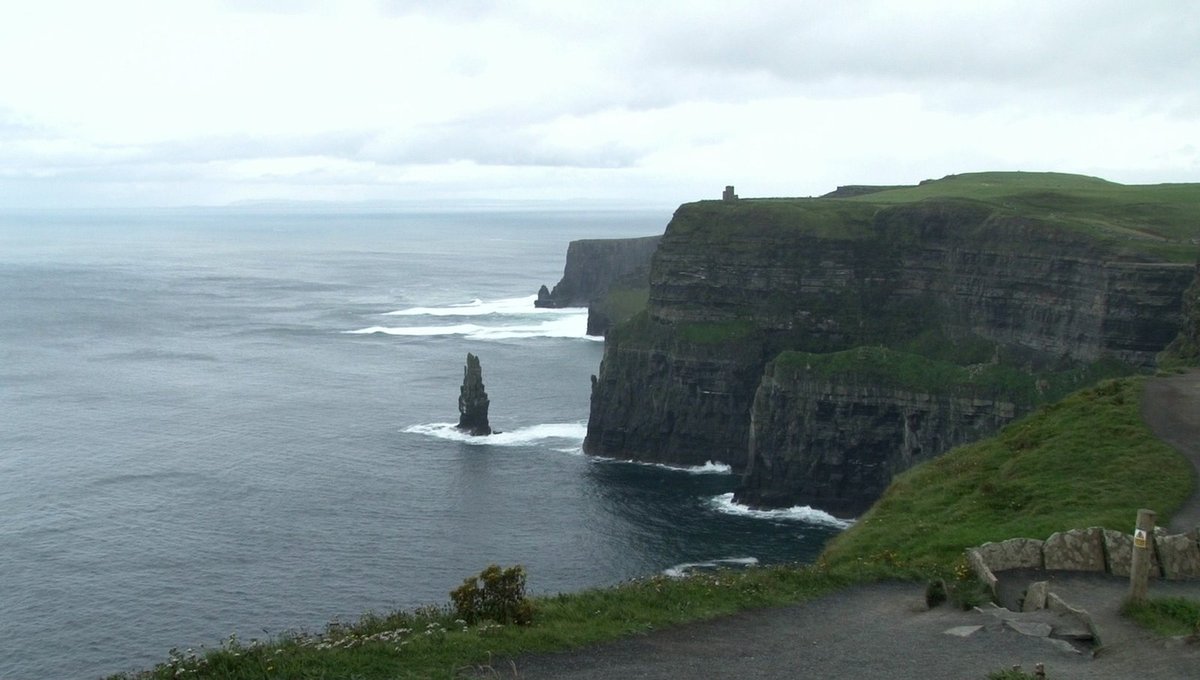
<box><xmin>450</xmin><ymin>564</ymin><xmax>534</xmax><ymax>626</ymax></box>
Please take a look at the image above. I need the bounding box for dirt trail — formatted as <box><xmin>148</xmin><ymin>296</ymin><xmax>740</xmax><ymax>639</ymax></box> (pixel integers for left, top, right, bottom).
<box><xmin>1141</xmin><ymin>369</ymin><xmax>1200</xmax><ymax>533</ymax></box>
<box><xmin>472</xmin><ymin>581</ymin><xmax>1200</xmax><ymax>679</ymax></box>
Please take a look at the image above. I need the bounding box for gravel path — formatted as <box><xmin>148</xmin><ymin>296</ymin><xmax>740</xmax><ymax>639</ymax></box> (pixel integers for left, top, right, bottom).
<box><xmin>1141</xmin><ymin>369</ymin><xmax>1200</xmax><ymax>533</ymax></box>
<box><xmin>473</xmin><ymin>371</ymin><xmax>1200</xmax><ymax>679</ymax></box>
<box><xmin>472</xmin><ymin>581</ymin><xmax>1200</xmax><ymax>679</ymax></box>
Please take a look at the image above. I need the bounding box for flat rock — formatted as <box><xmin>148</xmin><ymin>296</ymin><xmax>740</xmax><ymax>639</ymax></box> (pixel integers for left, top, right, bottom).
<box><xmin>1005</xmin><ymin>619</ymin><xmax>1053</xmax><ymax>638</ymax></box>
<box><xmin>943</xmin><ymin>625</ymin><xmax>984</xmax><ymax>638</ymax></box>
<box><xmin>1041</xmin><ymin>637</ymin><xmax>1083</xmax><ymax>655</ymax></box>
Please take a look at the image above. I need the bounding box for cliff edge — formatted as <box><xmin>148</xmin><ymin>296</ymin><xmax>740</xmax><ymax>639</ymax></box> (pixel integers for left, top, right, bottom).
<box><xmin>584</xmin><ymin>172</ymin><xmax>1200</xmax><ymax>515</ymax></box>
<box><xmin>536</xmin><ymin>235</ymin><xmax>660</xmax><ymax>335</ymax></box>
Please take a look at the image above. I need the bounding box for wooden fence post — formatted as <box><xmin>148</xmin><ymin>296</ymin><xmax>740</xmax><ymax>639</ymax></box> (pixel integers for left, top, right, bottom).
<box><xmin>1128</xmin><ymin>508</ymin><xmax>1156</xmax><ymax>602</ymax></box>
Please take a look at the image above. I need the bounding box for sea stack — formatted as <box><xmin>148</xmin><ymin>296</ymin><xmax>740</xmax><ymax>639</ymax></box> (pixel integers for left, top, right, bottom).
<box><xmin>457</xmin><ymin>352</ymin><xmax>492</xmax><ymax>436</ymax></box>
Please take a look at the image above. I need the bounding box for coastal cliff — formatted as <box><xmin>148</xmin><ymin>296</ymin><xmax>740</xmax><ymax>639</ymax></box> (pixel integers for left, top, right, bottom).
<box><xmin>536</xmin><ymin>236</ymin><xmax>659</xmax><ymax>335</ymax></box>
<box><xmin>1162</xmin><ymin>262</ymin><xmax>1200</xmax><ymax>366</ymax></box>
<box><xmin>584</xmin><ymin>173</ymin><xmax>1200</xmax><ymax>513</ymax></box>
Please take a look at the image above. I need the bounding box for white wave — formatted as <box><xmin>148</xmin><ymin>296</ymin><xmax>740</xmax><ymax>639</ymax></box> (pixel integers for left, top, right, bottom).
<box><xmin>593</xmin><ymin>457</ymin><xmax>734</xmax><ymax>475</ymax></box>
<box><xmin>345</xmin><ymin>314</ymin><xmax>601</xmax><ymax>342</ymax></box>
<box><xmin>385</xmin><ymin>295</ymin><xmax>583</xmax><ymax>317</ymax></box>
<box><xmin>709</xmin><ymin>493</ymin><xmax>854</xmax><ymax>528</ymax></box>
<box><xmin>663</xmin><ymin>557</ymin><xmax>760</xmax><ymax>578</ymax></box>
<box><xmin>403</xmin><ymin>422</ymin><xmax>588</xmax><ymax>447</ymax></box>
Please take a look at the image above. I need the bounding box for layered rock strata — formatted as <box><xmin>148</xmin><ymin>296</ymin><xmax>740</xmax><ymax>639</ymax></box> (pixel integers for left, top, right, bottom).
<box><xmin>536</xmin><ymin>236</ymin><xmax>660</xmax><ymax>336</ymax></box>
<box><xmin>735</xmin><ymin>361</ymin><xmax>1018</xmax><ymax>516</ymax></box>
<box><xmin>585</xmin><ymin>196</ymin><xmax>1196</xmax><ymax>511</ymax></box>
<box><xmin>535</xmin><ymin>235</ymin><xmax>660</xmax><ymax>309</ymax></box>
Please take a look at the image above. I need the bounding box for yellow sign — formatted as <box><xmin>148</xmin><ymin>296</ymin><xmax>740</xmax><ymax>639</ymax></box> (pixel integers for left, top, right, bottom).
<box><xmin>1134</xmin><ymin>528</ymin><xmax>1148</xmax><ymax>549</ymax></box>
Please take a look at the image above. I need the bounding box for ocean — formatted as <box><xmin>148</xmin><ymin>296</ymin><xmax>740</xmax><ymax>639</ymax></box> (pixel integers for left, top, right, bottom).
<box><xmin>0</xmin><ymin>207</ymin><xmax>847</xmax><ymax>679</ymax></box>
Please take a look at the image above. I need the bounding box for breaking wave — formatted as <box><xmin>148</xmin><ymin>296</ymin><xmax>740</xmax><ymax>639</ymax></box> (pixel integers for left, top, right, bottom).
<box><xmin>346</xmin><ymin>314</ymin><xmax>599</xmax><ymax>342</ymax></box>
<box><xmin>593</xmin><ymin>457</ymin><xmax>734</xmax><ymax>475</ymax></box>
<box><xmin>663</xmin><ymin>557</ymin><xmax>760</xmax><ymax>578</ymax></box>
<box><xmin>709</xmin><ymin>493</ymin><xmax>854</xmax><ymax>528</ymax></box>
<box><xmin>403</xmin><ymin>422</ymin><xmax>588</xmax><ymax>447</ymax></box>
<box><xmin>384</xmin><ymin>295</ymin><xmax>577</xmax><ymax>317</ymax></box>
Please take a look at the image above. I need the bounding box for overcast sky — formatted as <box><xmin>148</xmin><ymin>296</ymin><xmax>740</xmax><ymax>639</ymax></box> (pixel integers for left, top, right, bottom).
<box><xmin>0</xmin><ymin>0</ymin><xmax>1197</xmax><ymax>208</ymax></box>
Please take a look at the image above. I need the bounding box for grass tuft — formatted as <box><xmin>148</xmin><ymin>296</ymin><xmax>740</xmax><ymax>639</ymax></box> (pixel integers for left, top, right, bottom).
<box><xmin>1121</xmin><ymin>597</ymin><xmax>1200</xmax><ymax>637</ymax></box>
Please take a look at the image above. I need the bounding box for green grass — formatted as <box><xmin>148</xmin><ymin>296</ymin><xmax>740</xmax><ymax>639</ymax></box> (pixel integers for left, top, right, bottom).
<box><xmin>677</xmin><ymin>318</ymin><xmax>759</xmax><ymax>344</ymax></box>
<box><xmin>595</xmin><ymin>286</ymin><xmax>649</xmax><ymax>328</ymax></box>
<box><xmin>773</xmin><ymin>346</ymin><xmax>1134</xmax><ymax>406</ymax></box>
<box><xmin>679</xmin><ymin>172</ymin><xmax>1200</xmax><ymax>262</ymax></box>
<box><xmin>821</xmin><ymin>378</ymin><xmax>1193</xmax><ymax>571</ymax></box>
<box><xmin>108</xmin><ymin>565</ymin><xmax>856</xmax><ymax>680</ymax></box>
<box><xmin>1121</xmin><ymin>597</ymin><xmax>1200</xmax><ymax>636</ymax></box>
<box><xmin>112</xmin><ymin>376</ymin><xmax>1195</xmax><ymax>678</ymax></box>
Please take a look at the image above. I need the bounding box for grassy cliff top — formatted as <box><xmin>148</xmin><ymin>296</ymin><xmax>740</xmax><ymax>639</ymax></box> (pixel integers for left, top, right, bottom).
<box><xmin>679</xmin><ymin>172</ymin><xmax>1200</xmax><ymax>262</ymax></box>
<box><xmin>821</xmin><ymin>377</ymin><xmax>1193</xmax><ymax>570</ymax></box>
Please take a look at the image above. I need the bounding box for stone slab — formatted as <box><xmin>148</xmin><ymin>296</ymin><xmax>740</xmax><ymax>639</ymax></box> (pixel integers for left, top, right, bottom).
<box><xmin>1103</xmin><ymin>529</ymin><xmax>1160</xmax><ymax>578</ymax></box>
<box><xmin>1005</xmin><ymin>619</ymin><xmax>1053</xmax><ymax>637</ymax></box>
<box><xmin>1021</xmin><ymin>581</ymin><xmax>1048</xmax><ymax>612</ymax></box>
<box><xmin>975</xmin><ymin>537</ymin><xmax>1044</xmax><ymax>572</ymax></box>
<box><xmin>1156</xmin><ymin>532</ymin><xmax>1200</xmax><ymax>580</ymax></box>
<box><xmin>966</xmin><ymin>548</ymin><xmax>998</xmax><ymax>595</ymax></box>
<box><xmin>1041</xmin><ymin>637</ymin><xmax>1083</xmax><ymax>655</ymax></box>
<box><xmin>943</xmin><ymin>625</ymin><xmax>983</xmax><ymax>638</ymax></box>
<box><xmin>1046</xmin><ymin>592</ymin><xmax>1100</xmax><ymax>646</ymax></box>
<box><xmin>1043</xmin><ymin>527</ymin><xmax>1106</xmax><ymax>572</ymax></box>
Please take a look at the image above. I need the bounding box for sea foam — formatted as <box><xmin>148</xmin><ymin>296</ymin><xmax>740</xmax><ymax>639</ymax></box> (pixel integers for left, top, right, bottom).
<box><xmin>592</xmin><ymin>457</ymin><xmax>734</xmax><ymax>475</ymax></box>
<box><xmin>709</xmin><ymin>492</ymin><xmax>854</xmax><ymax>528</ymax></box>
<box><xmin>346</xmin><ymin>313</ymin><xmax>599</xmax><ymax>342</ymax></box>
<box><xmin>404</xmin><ymin>422</ymin><xmax>588</xmax><ymax>447</ymax></box>
<box><xmin>384</xmin><ymin>295</ymin><xmax>578</xmax><ymax>317</ymax></box>
<box><xmin>663</xmin><ymin>557</ymin><xmax>760</xmax><ymax>578</ymax></box>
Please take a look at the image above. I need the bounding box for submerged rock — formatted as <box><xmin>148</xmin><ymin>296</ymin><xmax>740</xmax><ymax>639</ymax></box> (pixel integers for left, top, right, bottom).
<box><xmin>457</xmin><ymin>352</ymin><xmax>492</xmax><ymax>436</ymax></box>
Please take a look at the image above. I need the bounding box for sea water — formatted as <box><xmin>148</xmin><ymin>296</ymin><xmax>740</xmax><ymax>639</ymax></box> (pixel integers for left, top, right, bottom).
<box><xmin>0</xmin><ymin>207</ymin><xmax>847</xmax><ymax>679</ymax></box>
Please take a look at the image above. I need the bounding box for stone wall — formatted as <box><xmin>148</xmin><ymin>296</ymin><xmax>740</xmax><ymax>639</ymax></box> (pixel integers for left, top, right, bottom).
<box><xmin>967</xmin><ymin>527</ymin><xmax>1200</xmax><ymax>595</ymax></box>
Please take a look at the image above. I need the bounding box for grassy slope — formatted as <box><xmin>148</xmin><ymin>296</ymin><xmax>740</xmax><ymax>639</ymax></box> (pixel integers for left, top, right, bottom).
<box><xmin>821</xmin><ymin>378</ymin><xmax>1192</xmax><ymax>570</ymax></box>
<box><xmin>730</xmin><ymin>172</ymin><xmax>1200</xmax><ymax>262</ymax></box>
<box><xmin>114</xmin><ymin>377</ymin><xmax>1194</xmax><ymax>679</ymax></box>
<box><xmin>774</xmin><ymin>346</ymin><xmax>1132</xmax><ymax>405</ymax></box>
<box><xmin>849</xmin><ymin>171</ymin><xmax>1200</xmax><ymax>262</ymax></box>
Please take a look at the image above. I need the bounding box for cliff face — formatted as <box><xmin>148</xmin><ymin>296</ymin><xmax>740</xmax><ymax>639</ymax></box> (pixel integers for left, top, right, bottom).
<box><xmin>584</xmin><ymin>190</ymin><xmax>1197</xmax><ymax>511</ymax></box>
<box><xmin>736</xmin><ymin>358</ymin><xmax>1017</xmax><ymax>516</ymax></box>
<box><xmin>1162</xmin><ymin>262</ymin><xmax>1200</xmax><ymax>365</ymax></box>
<box><xmin>536</xmin><ymin>236</ymin><xmax>660</xmax><ymax>308</ymax></box>
<box><xmin>647</xmin><ymin>201</ymin><xmax>1190</xmax><ymax>366</ymax></box>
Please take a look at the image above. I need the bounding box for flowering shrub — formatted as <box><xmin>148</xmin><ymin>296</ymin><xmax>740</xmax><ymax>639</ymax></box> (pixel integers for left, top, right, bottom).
<box><xmin>450</xmin><ymin>564</ymin><xmax>534</xmax><ymax>625</ymax></box>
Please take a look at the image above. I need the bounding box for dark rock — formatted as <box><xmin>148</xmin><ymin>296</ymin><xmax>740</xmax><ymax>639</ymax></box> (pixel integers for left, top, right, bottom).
<box><xmin>1162</xmin><ymin>260</ymin><xmax>1200</xmax><ymax>365</ymax></box>
<box><xmin>733</xmin><ymin>360</ymin><xmax>1018</xmax><ymax>516</ymax></box>
<box><xmin>535</xmin><ymin>236</ymin><xmax>661</xmax><ymax>335</ymax></box>
<box><xmin>585</xmin><ymin>196</ymin><xmax>1196</xmax><ymax>510</ymax></box>
<box><xmin>457</xmin><ymin>353</ymin><xmax>491</xmax><ymax>436</ymax></box>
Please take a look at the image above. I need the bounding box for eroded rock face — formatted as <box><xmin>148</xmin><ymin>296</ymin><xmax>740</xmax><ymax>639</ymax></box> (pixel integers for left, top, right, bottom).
<box><xmin>733</xmin><ymin>363</ymin><xmax>1017</xmax><ymax>516</ymax></box>
<box><xmin>535</xmin><ymin>236</ymin><xmax>660</xmax><ymax>308</ymax></box>
<box><xmin>457</xmin><ymin>353</ymin><xmax>492</xmax><ymax>436</ymax></box>
<box><xmin>1162</xmin><ymin>262</ymin><xmax>1200</xmax><ymax>365</ymax></box>
<box><xmin>585</xmin><ymin>198</ymin><xmax>1195</xmax><ymax>510</ymax></box>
